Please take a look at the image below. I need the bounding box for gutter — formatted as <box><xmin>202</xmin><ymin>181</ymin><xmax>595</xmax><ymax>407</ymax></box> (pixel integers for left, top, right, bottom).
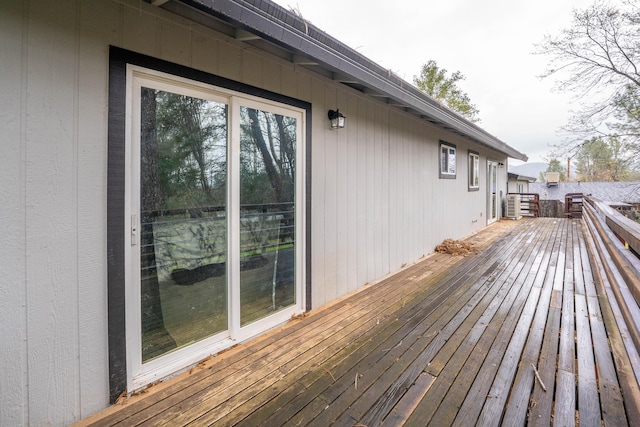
<box><xmin>176</xmin><ymin>0</ymin><xmax>528</xmax><ymax>161</ymax></box>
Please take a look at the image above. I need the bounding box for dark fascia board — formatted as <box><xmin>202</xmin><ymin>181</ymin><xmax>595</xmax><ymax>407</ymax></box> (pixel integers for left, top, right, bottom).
<box><xmin>174</xmin><ymin>0</ymin><xmax>528</xmax><ymax>161</ymax></box>
<box><xmin>508</xmin><ymin>172</ymin><xmax>537</xmax><ymax>182</ymax></box>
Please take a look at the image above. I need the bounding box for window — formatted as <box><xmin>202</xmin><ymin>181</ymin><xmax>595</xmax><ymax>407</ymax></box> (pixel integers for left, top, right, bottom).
<box><xmin>439</xmin><ymin>141</ymin><xmax>456</xmax><ymax>179</ymax></box>
<box><xmin>468</xmin><ymin>151</ymin><xmax>480</xmax><ymax>190</ymax></box>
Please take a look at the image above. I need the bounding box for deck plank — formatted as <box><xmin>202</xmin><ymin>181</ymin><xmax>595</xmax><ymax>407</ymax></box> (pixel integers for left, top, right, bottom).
<box><xmin>75</xmin><ymin>219</ymin><xmax>638</xmax><ymax>427</ymax></box>
<box><xmin>279</xmin><ymin>224</ymin><xmax>533</xmax><ymax>427</ymax></box>
<box><xmin>122</xmin><ymin>251</ymin><xmax>459</xmax><ymax>425</ymax></box>
<box><xmin>555</xmin><ymin>219</ymin><xmax>577</xmax><ymax>427</ymax></box>
<box><xmin>476</xmin><ymin>226</ymin><xmax>554</xmax><ymax>416</ymax></box>
<box><xmin>573</xmin><ymin>221</ymin><xmax>603</xmax><ymax>427</ymax></box>
<box><xmin>348</xmin><ymin>223</ymin><xmax>545</xmax><ymax>426</ymax></box>
<box><xmin>527</xmin><ymin>291</ymin><xmax>562</xmax><ymax>427</ymax></box>
<box><xmin>409</xmin><ymin>220</ymin><xmax>555</xmax><ymax>426</ymax></box>
<box><xmin>270</xmin><ymin>256</ymin><xmax>506</xmax><ymax>426</ymax></box>
<box><xmin>527</xmin><ymin>220</ymin><xmax>569</xmax><ymax>427</ymax></box>
<box><xmin>500</xmin><ymin>220</ymin><xmax>562</xmax><ymax>426</ymax></box>
<box><xmin>449</xmin><ymin>222</ymin><xmax>558</xmax><ymax>427</ymax></box>
<box><xmin>160</xmin><ymin>264</ymin><xmax>456</xmax><ymax>426</ymax></box>
<box><xmin>305</xmin><ymin>260</ymin><xmax>513</xmax><ymax>426</ymax></box>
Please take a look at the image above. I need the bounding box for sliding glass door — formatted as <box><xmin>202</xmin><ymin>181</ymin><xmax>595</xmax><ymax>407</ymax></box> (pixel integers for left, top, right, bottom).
<box><xmin>238</xmin><ymin>106</ymin><xmax>297</xmax><ymax>327</ymax></box>
<box><xmin>126</xmin><ymin>67</ymin><xmax>304</xmax><ymax>390</ymax></box>
<box><xmin>487</xmin><ymin>161</ymin><xmax>498</xmax><ymax>224</ymax></box>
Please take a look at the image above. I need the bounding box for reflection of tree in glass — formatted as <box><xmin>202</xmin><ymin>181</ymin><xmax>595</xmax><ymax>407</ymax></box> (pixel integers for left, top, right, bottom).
<box><xmin>139</xmin><ymin>88</ymin><xmax>229</xmax><ymax>360</ymax></box>
<box><xmin>240</xmin><ymin>108</ymin><xmax>296</xmax><ymax>205</ymax></box>
<box><xmin>154</xmin><ymin>91</ymin><xmax>228</xmax><ymax>212</ymax></box>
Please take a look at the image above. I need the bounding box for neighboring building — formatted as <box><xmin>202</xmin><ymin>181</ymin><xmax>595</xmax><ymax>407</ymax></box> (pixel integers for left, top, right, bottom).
<box><xmin>507</xmin><ymin>172</ymin><xmax>537</xmax><ymax>194</ymax></box>
<box><xmin>0</xmin><ymin>1</ymin><xmax>527</xmax><ymax>424</ymax></box>
<box><xmin>531</xmin><ymin>182</ymin><xmax>640</xmax><ymax>218</ymax></box>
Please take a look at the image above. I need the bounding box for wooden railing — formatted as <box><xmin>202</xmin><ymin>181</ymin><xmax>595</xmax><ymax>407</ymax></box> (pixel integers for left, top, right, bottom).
<box><xmin>582</xmin><ymin>197</ymin><xmax>640</xmax><ymax>385</ymax></box>
<box><xmin>564</xmin><ymin>193</ymin><xmax>584</xmax><ymax>219</ymax></box>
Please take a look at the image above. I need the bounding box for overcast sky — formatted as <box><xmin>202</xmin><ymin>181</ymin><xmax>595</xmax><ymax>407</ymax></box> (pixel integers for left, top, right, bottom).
<box><xmin>272</xmin><ymin>0</ymin><xmax>597</xmax><ymax>164</ymax></box>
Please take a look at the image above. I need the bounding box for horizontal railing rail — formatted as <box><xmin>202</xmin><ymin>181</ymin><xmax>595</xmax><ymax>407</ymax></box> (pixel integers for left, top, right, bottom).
<box><xmin>582</xmin><ymin>196</ymin><xmax>640</xmax><ymax>387</ymax></box>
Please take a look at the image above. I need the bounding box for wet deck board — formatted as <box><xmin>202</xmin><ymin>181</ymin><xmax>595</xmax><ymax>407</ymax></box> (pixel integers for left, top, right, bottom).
<box><xmin>77</xmin><ymin>219</ymin><xmax>636</xmax><ymax>427</ymax></box>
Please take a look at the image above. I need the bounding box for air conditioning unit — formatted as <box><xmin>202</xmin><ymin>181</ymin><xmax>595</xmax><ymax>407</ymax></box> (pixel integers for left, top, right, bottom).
<box><xmin>506</xmin><ymin>194</ymin><xmax>522</xmax><ymax>220</ymax></box>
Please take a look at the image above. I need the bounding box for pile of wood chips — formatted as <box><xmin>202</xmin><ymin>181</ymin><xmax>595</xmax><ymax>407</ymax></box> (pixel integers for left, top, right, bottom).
<box><xmin>435</xmin><ymin>239</ymin><xmax>477</xmax><ymax>257</ymax></box>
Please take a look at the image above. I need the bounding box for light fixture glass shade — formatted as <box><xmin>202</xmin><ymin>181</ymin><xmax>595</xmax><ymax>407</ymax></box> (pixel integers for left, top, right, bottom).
<box><xmin>328</xmin><ymin>109</ymin><xmax>345</xmax><ymax>129</ymax></box>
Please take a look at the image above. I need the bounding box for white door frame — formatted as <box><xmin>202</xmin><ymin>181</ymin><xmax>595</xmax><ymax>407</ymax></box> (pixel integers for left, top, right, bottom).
<box><xmin>124</xmin><ymin>65</ymin><xmax>306</xmax><ymax>392</ymax></box>
<box><xmin>487</xmin><ymin>160</ymin><xmax>499</xmax><ymax>225</ymax></box>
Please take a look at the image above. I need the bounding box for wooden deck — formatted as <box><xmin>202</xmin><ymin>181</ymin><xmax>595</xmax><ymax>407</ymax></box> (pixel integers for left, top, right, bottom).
<box><xmin>79</xmin><ymin>218</ymin><xmax>640</xmax><ymax>426</ymax></box>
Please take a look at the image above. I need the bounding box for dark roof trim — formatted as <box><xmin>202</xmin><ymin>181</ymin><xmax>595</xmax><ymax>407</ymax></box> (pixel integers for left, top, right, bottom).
<box><xmin>174</xmin><ymin>0</ymin><xmax>528</xmax><ymax>161</ymax></box>
<box><xmin>508</xmin><ymin>172</ymin><xmax>537</xmax><ymax>182</ymax></box>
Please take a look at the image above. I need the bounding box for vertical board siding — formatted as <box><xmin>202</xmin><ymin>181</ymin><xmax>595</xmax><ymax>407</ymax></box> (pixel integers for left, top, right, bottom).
<box><xmin>0</xmin><ymin>1</ymin><xmax>27</xmax><ymax>425</ymax></box>
<box><xmin>335</xmin><ymin>88</ymin><xmax>350</xmax><ymax>297</ymax></box>
<box><xmin>192</xmin><ymin>35</ymin><xmax>220</xmax><ymax>76</ymax></box>
<box><xmin>78</xmin><ymin>0</ymin><xmax>121</xmax><ymax>417</ymax></box>
<box><xmin>355</xmin><ymin>97</ymin><xmax>369</xmax><ymax>289</ymax></box>
<box><xmin>218</xmin><ymin>40</ymin><xmax>242</xmax><ymax>81</ymax></box>
<box><xmin>122</xmin><ymin>5</ymin><xmax>157</xmax><ymax>56</ymax></box>
<box><xmin>310</xmin><ymin>78</ymin><xmax>327</xmax><ymax>308</ymax></box>
<box><xmin>279</xmin><ymin>62</ymin><xmax>297</xmax><ymax>99</ymax></box>
<box><xmin>262</xmin><ymin>57</ymin><xmax>281</xmax><ymax>94</ymax></box>
<box><xmin>365</xmin><ymin>101</ymin><xmax>377</xmax><ymax>283</ymax></box>
<box><xmin>322</xmin><ymin>84</ymin><xmax>339</xmax><ymax>303</ymax></box>
<box><xmin>25</xmin><ymin>0</ymin><xmax>81</xmax><ymax>424</ymax></box>
<box><xmin>242</xmin><ymin>50</ymin><xmax>262</xmax><ymax>88</ymax></box>
<box><xmin>346</xmin><ymin>93</ymin><xmax>360</xmax><ymax>293</ymax></box>
<box><xmin>157</xmin><ymin>18</ymin><xmax>191</xmax><ymax>64</ymax></box>
<box><xmin>2</xmin><ymin>0</ymin><xmax>510</xmax><ymax>423</ymax></box>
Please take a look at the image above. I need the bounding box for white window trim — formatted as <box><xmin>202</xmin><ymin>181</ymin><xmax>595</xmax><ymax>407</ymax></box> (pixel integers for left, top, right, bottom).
<box><xmin>439</xmin><ymin>141</ymin><xmax>457</xmax><ymax>179</ymax></box>
<box><xmin>468</xmin><ymin>151</ymin><xmax>480</xmax><ymax>190</ymax></box>
<box><xmin>124</xmin><ymin>65</ymin><xmax>306</xmax><ymax>392</ymax></box>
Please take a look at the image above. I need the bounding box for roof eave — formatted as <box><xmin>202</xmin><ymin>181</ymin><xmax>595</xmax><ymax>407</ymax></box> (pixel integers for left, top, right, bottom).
<box><xmin>169</xmin><ymin>0</ymin><xmax>528</xmax><ymax>161</ymax></box>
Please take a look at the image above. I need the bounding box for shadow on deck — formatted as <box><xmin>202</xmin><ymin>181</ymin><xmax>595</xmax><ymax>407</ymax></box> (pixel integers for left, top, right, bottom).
<box><xmin>79</xmin><ymin>218</ymin><xmax>640</xmax><ymax>426</ymax></box>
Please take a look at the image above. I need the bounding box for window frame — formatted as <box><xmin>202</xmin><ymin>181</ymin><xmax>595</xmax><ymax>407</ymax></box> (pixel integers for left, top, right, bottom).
<box><xmin>439</xmin><ymin>141</ymin><xmax>457</xmax><ymax>179</ymax></box>
<box><xmin>107</xmin><ymin>46</ymin><xmax>312</xmax><ymax>402</ymax></box>
<box><xmin>468</xmin><ymin>150</ymin><xmax>480</xmax><ymax>191</ymax></box>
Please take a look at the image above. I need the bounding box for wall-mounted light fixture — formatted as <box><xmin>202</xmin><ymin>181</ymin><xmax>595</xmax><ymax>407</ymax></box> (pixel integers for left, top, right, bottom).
<box><xmin>328</xmin><ymin>109</ymin><xmax>346</xmax><ymax>129</ymax></box>
<box><xmin>498</xmin><ymin>162</ymin><xmax>505</xmax><ymax>168</ymax></box>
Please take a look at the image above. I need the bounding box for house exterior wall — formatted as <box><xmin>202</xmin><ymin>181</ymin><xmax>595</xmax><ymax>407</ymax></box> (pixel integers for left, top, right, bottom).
<box><xmin>0</xmin><ymin>0</ymin><xmax>509</xmax><ymax>424</ymax></box>
<box><xmin>508</xmin><ymin>179</ymin><xmax>530</xmax><ymax>194</ymax></box>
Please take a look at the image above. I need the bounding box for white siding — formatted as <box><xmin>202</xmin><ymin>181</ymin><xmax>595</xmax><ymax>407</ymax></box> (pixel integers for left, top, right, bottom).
<box><xmin>0</xmin><ymin>0</ymin><xmax>510</xmax><ymax>424</ymax></box>
<box><xmin>1</xmin><ymin>1</ymin><xmax>28</xmax><ymax>425</ymax></box>
<box><xmin>25</xmin><ymin>0</ymin><xmax>81</xmax><ymax>420</ymax></box>
<box><xmin>78</xmin><ymin>0</ymin><xmax>119</xmax><ymax>417</ymax></box>
<box><xmin>508</xmin><ymin>179</ymin><xmax>530</xmax><ymax>194</ymax></box>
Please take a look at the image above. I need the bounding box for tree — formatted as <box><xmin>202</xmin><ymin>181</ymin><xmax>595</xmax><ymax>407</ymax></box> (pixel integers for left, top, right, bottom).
<box><xmin>155</xmin><ymin>92</ymin><xmax>227</xmax><ymax>211</ymax></box>
<box><xmin>414</xmin><ymin>60</ymin><xmax>481</xmax><ymax>123</ymax></box>
<box><xmin>538</xmin><ymin>0</ymin><xmax>640</xmax><ymax>169</ymax></box>
<box><xmin>540</xmin><ymin>158</ymin><xmax>567</xmax><ymax>182</ymax></box>
<box><xmin>575</xmin><ymin>137</ymin><xmax>612</xmax><ymax>181</ymax></box>
<box><xmin>240</xmin><ymin>108</ymin><xmax>296</xmax><ymax>205</ymax></box>
<box><xmin>611</xmin><ymin>84</ymin><xmax>640</xmax><ymax>171</ymax></box>
<box><xmin>574</xmin><ymin>136</ymin><xmax>636</xmax><ymax>181</ymax></box>
<box><xmin>140</xmin><ymin>88</ymin><xmax>176</xmax><ymax>359</ymax></box>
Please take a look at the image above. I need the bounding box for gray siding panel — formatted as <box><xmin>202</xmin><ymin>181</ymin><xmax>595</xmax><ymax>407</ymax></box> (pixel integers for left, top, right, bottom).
<box><xmin>78</xmin><ymin>0</ymin><xmax>120</xmax><ymax>417</ymax></box>
<box><xmin>25</xmin><ymin>0</ymin><xmax>81</xmax><ymax>424</ymax></box>
<box><xmin>0</xmin><ymin>0</ymin><xmax>510</xmax><ymax>423</ymax></box>
<box><xmin>0</xmin><ymin>1</ymin><xmax>27</xmax><ymax>425</ymax></box>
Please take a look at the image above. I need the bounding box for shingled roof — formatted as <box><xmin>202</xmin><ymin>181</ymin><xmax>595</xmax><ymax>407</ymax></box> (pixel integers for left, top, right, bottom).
<box><xmin>530</xmin><ymin>182</ymin><xmax>640</xmax><ymax>204</ymax></box>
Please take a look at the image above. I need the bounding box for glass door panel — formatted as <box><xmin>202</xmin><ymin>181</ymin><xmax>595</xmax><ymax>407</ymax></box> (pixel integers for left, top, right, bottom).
<box><xmin>487</xmin><ymin>161</ymin><xmax>498</xmax><ymax>224</ymax></box>
<box><xmin>139</xmin><ymin>87</ymin><xmax>228</xmax><ymax>362</ymax></box>
<box><xmin>239</xmin><ymin>107</ymin><xmax>297</xmax><ymax>326</ymax></box>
